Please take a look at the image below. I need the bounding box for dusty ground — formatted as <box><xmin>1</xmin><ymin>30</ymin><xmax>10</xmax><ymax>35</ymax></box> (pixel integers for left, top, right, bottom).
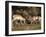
<box><xmin>12</xmin><ymin>23</ymin><xmax>41</xmax><ymax>31</ymax></box>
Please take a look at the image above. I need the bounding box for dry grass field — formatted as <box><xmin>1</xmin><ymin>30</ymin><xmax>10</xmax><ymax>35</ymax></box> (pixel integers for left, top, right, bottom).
<box><xmin>12</xmin><ymin>24</ymin><xmax>41</xmax><ymax>31</ymax></box>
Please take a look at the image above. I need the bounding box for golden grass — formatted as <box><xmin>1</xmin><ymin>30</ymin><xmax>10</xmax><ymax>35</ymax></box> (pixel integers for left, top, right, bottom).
<box><xmin>12</xmin><ymin>24</ymin><xmax>41</xmax><ymax>31</ymax></box>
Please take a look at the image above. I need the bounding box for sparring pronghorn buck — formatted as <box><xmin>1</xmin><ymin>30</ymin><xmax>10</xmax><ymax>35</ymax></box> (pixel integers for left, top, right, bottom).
<box><xmin>31</xmin><ymin>16</ymin><xmax>41</xmax><ymax>24</ymax></box>
<box><xmin>12</xmin><ymin>14</ymin><xmax>26</xmax><ymax>25</ymax></box>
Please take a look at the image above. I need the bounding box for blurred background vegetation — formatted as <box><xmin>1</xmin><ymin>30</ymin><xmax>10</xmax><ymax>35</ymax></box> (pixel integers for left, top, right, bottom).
<box><xmin>12</xmin><ymin>6</ymin><xmax>41</xmax><ymax>18</ymax></box>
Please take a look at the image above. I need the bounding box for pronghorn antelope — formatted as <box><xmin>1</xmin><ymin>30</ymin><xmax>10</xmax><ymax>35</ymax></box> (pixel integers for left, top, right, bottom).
<box><xmin>12</xmin><ymin>14</ymin><xmax>26</xmax><ymax>25</ymax></box>
<box><xmin>31</xmin><ymin>16</ymin><xmax>41</xmax><ymax>24</ymax></box>
<box><xmin>26</xmin><ymin>16</ymin><xmax>41</xmax><ymax>24</ymax></box>
<box><xmin>31</xmin><ymin>16</ymin><xmax>38</xmax><ymax>24</ymax></box>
